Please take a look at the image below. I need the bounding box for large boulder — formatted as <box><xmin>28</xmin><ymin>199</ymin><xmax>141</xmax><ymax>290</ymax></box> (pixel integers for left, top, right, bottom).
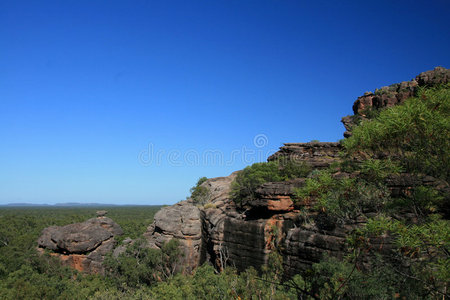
<box><xmin>143</xmin><ymin>200</ymin><xmax>204</xmax><ymax>273</ymax></box>
<box><xmin>37</xmin><ymin>215</ymin><xmax>123</xmax><ymax>274</ymax></box>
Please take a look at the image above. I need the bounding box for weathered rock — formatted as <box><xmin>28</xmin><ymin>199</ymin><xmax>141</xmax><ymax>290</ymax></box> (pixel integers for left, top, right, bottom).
<box><xmin>143</xmin><ymin>200</ymin><xmax>204</xmax><ymax>273</ymax></box>
<box><xmin>416</xmin><ymin>66</ymin><xmax>450</xmax><ymax>86</ymax></box>
<box><xmin>267</xmin><ymin>142</ymin><xmax>342</xmax><ymax>169</ymax></box>
<box><xmin>142</xmin><ymin>67</ymin><xmax>450</xmax><ymax>277</ymax></box>
<box><xmin>342</xmin><ymin>66</ymin><xmax>450</xmax><ymax>137</ymax></box>
<box><xmin>37</xmin><ymin>216</ymin><xmax>123</xmax><ymax>274</ymax></box>
<box><xmin>96</xmin><ymin>210</ymin><xmax>108</xmax><ymax>217</ymax></box>
<box><xmin>145</xmin><ymin>167</ymin><xmax>449</xmax><ymax>277</ymax></box>
<box><xmin>249</xmin><ymin>179</ymin><xmax>305</xmax><ymax>212</ymax></box>
<box><xmin>352</xmin><ymin>80</ymin><xmax>418</xmax><ymax>115</ymax></box>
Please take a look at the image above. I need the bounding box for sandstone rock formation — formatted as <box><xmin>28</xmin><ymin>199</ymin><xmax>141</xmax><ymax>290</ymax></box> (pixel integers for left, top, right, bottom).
<box><xmin>144</xmin><ymin>170</ymin><xmax>448</xmax><ymax>277</ymax></box>
<box><xmin>143</xmin><ymin>200</ymin><xmax>204</xmax><ymax>273</ymax></box>
<box><xmin>267</xmin><ymin>142</ymin><xmax>341</xmax><ymax>169</ymax></box>
<box><xmin>39</xmin><ymin>67</ymin><xmax>448</xmax><ymax>276</ymax></box>
<box><xmin>142</xmin><ymin>67</ymin><xmax>449</xmax><ymax>277</ymax></box>
<box><xmin>37</xmin><ymin>215</ymin><xmax>123</xmax><ymax>273</ymax></box>
<box><xmin>342</xmin><ymin>66</ymin><xmax>450</xmax><ymax>137</ymax></box>
<box><xmin>143</xmin><ymin>170</ymin><xmax>353</xmax><ymax>274</ymax></box>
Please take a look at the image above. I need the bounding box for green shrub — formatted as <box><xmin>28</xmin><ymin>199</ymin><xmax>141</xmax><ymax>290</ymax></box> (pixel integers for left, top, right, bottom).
<box><xmin>230</xmin><ymin>159</ymin><xmax>310</xmax><ymax>206</ymax></box>
<box><xmin>351</xmin><ymin>214</ymin><xmax>450</xmax><ymax>298</ymax></box>
<box><xmin>295</xmin><ymin>170</ymin><xmax>389</xmax><ymax>223</ymax></box>
<box><xmin>104</xmin><ymin>239</ymin><xmax>181</xmax><ymax>287</ymax></box>
<box><xmin>359</xmin><ymin>158</ymin><xmax>403</xmax><ymax>182</ymax></box>
<box><xmin>343</xmin><ymin>84</ymin><xmax>450</xmax><ymax>180</ymax></box>
<box><xmin>278</xmin><ymin>158</ymin><xmax>312</xmax><ymax>180</ymax></box>
<box><xmin>190</xmin><ymin>177</ymin><xmax>210</xmax><ymax>205</ymax></box>
<box><xmin>230</xmin><ymin>161</ymin><xmax>282</xmax><ymax>205</ymax></box>
<box><xmin>394</xmin><ymin>185</ymin><xmax>445</xmax><ymax>217</ymax></box>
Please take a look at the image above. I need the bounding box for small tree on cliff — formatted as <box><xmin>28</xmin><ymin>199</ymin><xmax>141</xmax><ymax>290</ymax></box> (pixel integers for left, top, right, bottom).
<box><xmin>190</xmin><ymin>177</ymin><xmax>210</xmax><ymax>205</ymax></box>
<box><xmin>230</xmin><ymin>159</ymin><xmax>310</xmax><ymax>206</ymax></box>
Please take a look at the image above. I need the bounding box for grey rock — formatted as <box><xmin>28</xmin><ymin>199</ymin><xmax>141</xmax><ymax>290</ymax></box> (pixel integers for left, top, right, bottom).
<box><xmin>37</xmin><ymin>216</ymin><xmax>123</xmax><ymax>273</ymax></box>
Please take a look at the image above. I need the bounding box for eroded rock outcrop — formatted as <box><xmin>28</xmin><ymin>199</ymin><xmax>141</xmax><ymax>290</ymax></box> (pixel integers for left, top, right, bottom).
<box><xmin>143</xmin><ymin>200</ymin><xmax>204</xmax><ymax>273</ymax></box>
<box><xmin>42</xmin><ymin>67</ymin><xmax>446</xmax><ymax>276</ymax></box>
<box><xmin>342</xmin><ymin>66</ymin><xmax>450</xmax><ymax>137</ymax></box>
<box><xmin>142</xmin><ymin>67</ymin><xmax>449</xmax><ymax>277</ymax></box>
<box><xmin>268</xmin><ymin>142</ymin><xmax>341</xmax><ymax>169</ymax></box>
<box><xmin>144</xmin><ymin>171</ymin><xmax>448</xmax><ymax>277</ymax></box>
<box><xmin>37</xmin><ymin>214</ymin><xmax>123</xmax><ymax>274</ymax></box>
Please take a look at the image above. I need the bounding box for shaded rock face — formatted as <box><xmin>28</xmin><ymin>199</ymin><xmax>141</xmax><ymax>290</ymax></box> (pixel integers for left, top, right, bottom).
<box><xmin>250</xmin><ymin>179</ymin><xmax>305</xmax><ymax>212</ymax></box>
<box><xmin>37</xmin><ymin>216</ymin><xmax>123</xmax><ymax>274</ymax></box>
<box><xmin>143</xmin><ymin>200</ymin><xmax>204</xmax><ymax>273</ymax></box>
<box><xmin>143</xmin><ymin>173</ymin><xmax>238</xmax><ymax>272</ymax></box>
<box><xmin>143</xmin><ymin>170</ymin><xmax>448</xmax><ymax>277</ymax></box>
<box><xmin>342</xmin><ymin>66</ymin><xmax>450</xmax><ymax>137</ymax></box>
<box><xmin>143</xmin><ymin>169</ymin><xmax>355</xmax><ymax>274</ymax></box>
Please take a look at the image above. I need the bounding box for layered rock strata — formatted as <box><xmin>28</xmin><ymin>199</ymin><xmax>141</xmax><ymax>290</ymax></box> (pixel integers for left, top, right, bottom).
<box><xmin>268</xmin><ymin>142</ymin><xmax>341</xmax><ymax>169</ymax></box>
<box><xmin>143</xmin><ymin>67</ymin><xmax>449</xmax><ymax>276</ymax></box>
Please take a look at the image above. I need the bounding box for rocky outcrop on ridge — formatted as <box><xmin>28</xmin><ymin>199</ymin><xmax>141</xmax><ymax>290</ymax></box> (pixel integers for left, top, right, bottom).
<box><xmin>142</xmin><ymin>67</ymin><xmax>449</xmax><ymax>277</ymax></box>
<box><xmin>143</xmin><ymin>171</ymin><xmax>448</xmax><ymax>276</ymax></box>
<box><xmin>37</xmin><ymin>213</ymin><xmax>123</xmax><ymax>274</ymax></box>
<box><xmin>268</xmin><ymin>142</ymin><xmax>341</xmax><ymax>169</ymax></box>
<box><xmin>342</xmin><ymin>66</ymin><xmax>450</xmax><ymax>137</ymax></box>
<box><xmin>39</xmin><ymin>67</ymin><xmax>448</xmax><ymax>276</ymax></box>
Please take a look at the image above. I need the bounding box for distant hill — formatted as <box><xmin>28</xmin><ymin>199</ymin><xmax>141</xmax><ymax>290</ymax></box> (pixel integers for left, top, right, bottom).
<box><xmin>3</xmin><ymin>203</ymin><xmax>50</xmax><ymax>207</ymax></box>
<box><xmin>53</xmin><ymin>202</ymin><xmax>118</xmax><ymax>207</ymax></box>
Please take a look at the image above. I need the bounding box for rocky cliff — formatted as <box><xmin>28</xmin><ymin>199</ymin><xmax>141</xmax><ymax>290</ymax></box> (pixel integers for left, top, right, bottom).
<box><xmin>143</xmin><ymin>66</ymin><xmax>450</xmax><ymax>276</ymax></box>
<box><xmin>37</xmin><ymin>67</ymin><xmax>449</xmax><ymax>276</ymax></box>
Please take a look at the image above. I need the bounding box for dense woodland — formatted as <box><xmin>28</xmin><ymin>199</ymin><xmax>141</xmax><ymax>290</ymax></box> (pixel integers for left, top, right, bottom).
<box><xmin>0</xmin><ymin>84</ymin><xmax>449</xmax><ymax>299</ymax></box>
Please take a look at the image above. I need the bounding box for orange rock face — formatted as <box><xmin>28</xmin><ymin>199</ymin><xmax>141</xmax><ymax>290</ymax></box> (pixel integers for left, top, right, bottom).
<box><xmin>57</xmin><ymin>254</ymin><xmax>87</xmax><ymax>272</ymax></box>
<box><xmin>265</xmin><ymin>196</ymin><xmax>294</xmax><ymax>212</ymax></box>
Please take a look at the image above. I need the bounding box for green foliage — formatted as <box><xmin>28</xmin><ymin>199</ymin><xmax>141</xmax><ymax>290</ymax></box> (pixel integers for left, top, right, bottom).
<box><xmin>351</xmin><ymin>214</ymin><xmax>450</xmax><ymax>298</ymax></box>
<box><xmin>230</xmin><ymin>161</ymin><xmax>282</xmax><ymax>205</ymax></box>
<box><xmin>148</xmin><ymin>261</ymin><xmax>301</xmax><ymax>300</ymax></box>
<box><xmin>189</xmin><ymin>177</ymin><xmax>210</xmax><ymax>205</ymax></box>
<box><xmin>298</xmin><ymin>254</ymin><xmax>438</xmax><ymax>299</ymax></box>
<box><xmin>386</xmin><ymin>185</ymin><xmax>446</xmax><ymax>217</ymax></box>
<box><xmin>231</xmin><ymin>159</ymin><xmax>310</xmax><ymax>206</ymax></box>
<box><xmin>0</xmin><ymin>206</ymin><xmax>160</xmax><ymax>299</ymax></box>
<box><xmin>359</xmin><ymin>106</ymin><xmax>381</xmax><ymax>119</ymax></box>
<box><xmin>343</xmin><ymin>84</ymin><xmax>450</xmax><ymax>180</ymax></box>
<box><xmin>295</xmin><ymin>170</ymin><xmax>389</xmax><ymax>223</ymax></box>
<box><xmin>409</xmin><ymin>186</ymin><xmax>445</xmax><ymax>215</ymax></box>
<box><xmin>360</xmin><ymin>158</ymin><xmax>403</xmax><ymax>182</ymax></box>
<box><xmin>104</xmin><ymin>238</ymin><xmax>181</xmax><ymax>288</ymax></box>
<box><xmin>278</xmin><ymin>158</ymin><xmax>312</xmax><ymax>180</ymax></box>
<box><xmin>0</xmin><ymin>85</ymin><xmax>449</xmax><ymax>299</ymax></box>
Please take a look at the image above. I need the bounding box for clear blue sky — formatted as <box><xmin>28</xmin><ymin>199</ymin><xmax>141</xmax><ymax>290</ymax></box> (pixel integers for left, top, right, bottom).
<box><xmin>1</xmin><ymin>0</ymin><xmax>449</xmax><ymax>205</ymax></box>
